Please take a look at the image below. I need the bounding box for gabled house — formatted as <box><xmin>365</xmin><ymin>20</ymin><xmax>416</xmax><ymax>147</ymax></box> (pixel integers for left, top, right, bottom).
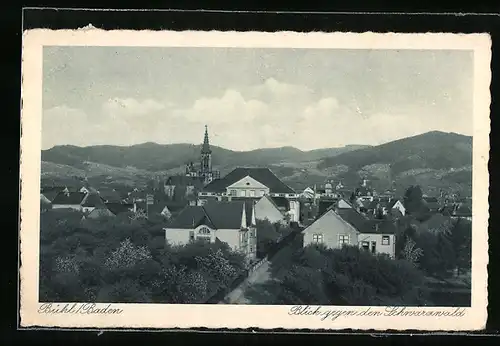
<box><xmin>81</xmin><ymin>193</ymin><xmax>106</xmax><ymax>213</ymax></box>
<box><xmin>337</xmin><ymin>198</ymin><xmax>354</xmax><ymax>210</ymax></box>
<box><xmin>40</xmin><ymin>186</ymin><xmax>66</xmax><ymax>203</ymax></box>
<box><xmin>147</xmin><ymin>202</ymin><xmax>185</xmax><ymax>220</ymax></box>
<box><xmin>79</xmin><ymin>186</ymin><xmax>90</xmax><ymax>194</ymax></box>
<box><xmin>254</xmin><ymin>195</ymin><xmax>286</xmax><ymax>224</ymax></box>
<box><xmin>302</xmin><ymin>207</ymin><xmax>396</xmax><ymax>258</ymax></box>
<box><xmin>97</xmin><ymin>188</ymin><xmax>123</xmax><ymax>203</ymax></box>
<box><xmin>301</xmin><ymin>187</ymin><xmax>315</xmax><ymax>199</ymax></box>
<box><xmin>200</xmin><ymin>167</ymin><xmax>300</xmax><ymax>222</ymax></box>
<box><xmin>51</xmin><ymin>191</ymin><xmax>89</xmax><ymax>211</ymax></box>
<box><xmin>164</xmin><ymin>175</ymin><xmax>205</xmax><ymax>199</ymax></box>
<box><xmin>84</xmin><ymin>207</ymin><xmax>115</xmax><ymax>219</ymax></box>
<box><xmin>105</xmin><ymin>202</ymin><xmax>135</xmax><ymax>216</ymax></box>
<box><xmin>391</xmin><ymin>199</ymin><xmax>406</xmax><ymax>216</ymax></box>
<box><xmin>357</xmin><ymin>219</ymin><xmax>397</xmax><ymax>258</ymax></box>
<box><xmin>164</xmin><ymin>200</ymin><xmax>257</xmax><ymax>261</ymax></box>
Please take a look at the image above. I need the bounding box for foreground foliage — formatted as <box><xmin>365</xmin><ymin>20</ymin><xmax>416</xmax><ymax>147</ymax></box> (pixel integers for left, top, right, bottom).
<box><xmin>39</xmin><ymin>209</ymin><xmax>246</xmax><ymax>303</ymax></box>
<box><xmin>246</xmin><ymin>244</ymin><xmax>430</xmax><ymax>305</ymax></box>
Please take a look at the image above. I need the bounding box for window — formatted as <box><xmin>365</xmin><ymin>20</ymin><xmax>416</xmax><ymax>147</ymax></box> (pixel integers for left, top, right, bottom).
<box><xmin>249</xmin><ymin>229</ymin><xmax>255</xmax><ymax>238</ymax></box>
<box><xmin>382</xmin><ymin>235</ymin><xmax>390</xmax><ymax>245</ymax></box>
<box><xmin>239</xmin><ymin>190</ymin><xmax>246</xmax><ymax>197</ymax></box>
<box><xmin>259</xmin><ymin>190</ymin><xmax>265</xmax><ymax>197</ymax></box>
<box><xmin>249</xmin><ymin>246</ymin><xmax>254</xmax><ymax>253</ymax></box>
<box><xmin>197</xmin><ymin>235</ymin><xmax>211</xmax><ymax>243</ymax></box>
<box><xmin>312</xmin><ymin>234</ymin><xmax>324</xmax><ymax>244</ymax></box>
<box><xmin>361</xmin><ymin>241</ymin><xmax>369</xmax><ymax>251</ymax></box>
<box><xmin>250</xmin><ymin>190</ymin><xmax>255</xmax><ymax>197</ymax></box>
<box><xmin>230</xmin><ymin>189</ymin><xmax>237</xmax><ymax>196</ymax></box>
<box><xmin>339</xmin><ymin>235</ymin><xmax>350</xmax><ymax>246</ymax></box>
<box><xmin>199</xmin><ymin>227</ymin><xmax>211</xmax><ymax>235</ymax></box>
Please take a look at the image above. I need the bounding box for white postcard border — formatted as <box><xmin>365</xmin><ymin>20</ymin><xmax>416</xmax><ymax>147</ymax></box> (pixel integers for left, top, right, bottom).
<box><xmin>20</xmin><ymin>29</ymin><xmax>491</xmax><ymax>330</ymax></box>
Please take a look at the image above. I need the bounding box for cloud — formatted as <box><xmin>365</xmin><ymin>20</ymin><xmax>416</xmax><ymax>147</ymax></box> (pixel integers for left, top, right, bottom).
<box><xmin>102</xmin><ymin>97</ymin><xmax>169</xmax><ymax>117</ymax></box>
<box><xmin>175</xmin><ymin>89</ymin><xmax>268</xmax><ymax>125</ymax></box>
<box><xmin>42</xmin><ymin>78</ymin><xmax>470</xmax><ymax>151</ymax></box>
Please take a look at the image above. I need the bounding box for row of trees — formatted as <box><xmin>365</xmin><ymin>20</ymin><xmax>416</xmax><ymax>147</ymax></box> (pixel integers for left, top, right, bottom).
<box><xmin>39</xmin><ymin>209</ymin><xmax>246</xmax><ymax>303</ymax></box>
<box><xmin>246</xmin><ymin>241</ymin><xmax>430</xmax><ymax>306</ymax></box>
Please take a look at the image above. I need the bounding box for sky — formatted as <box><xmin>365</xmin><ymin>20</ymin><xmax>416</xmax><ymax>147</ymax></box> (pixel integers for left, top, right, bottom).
<box><xmin>42</xmin><ymin>46</ymin><xmax>473</xmax><ymax>151</ymax></box>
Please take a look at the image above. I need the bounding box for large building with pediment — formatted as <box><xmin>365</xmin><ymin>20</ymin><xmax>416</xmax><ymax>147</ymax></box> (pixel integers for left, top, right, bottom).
<box><xmin>197</xmin><ymin>167</ymin><xmax>301</xmax><ymax>223</ymax></box>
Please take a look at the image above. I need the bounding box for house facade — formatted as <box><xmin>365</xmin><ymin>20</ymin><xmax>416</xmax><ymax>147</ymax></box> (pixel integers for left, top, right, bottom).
<box><xmin>303</xmin><ymin>209</ymin><xmax>359</xmax><ymax>248</ymax></box>
<box><xmin>164</xmin><ymin>200</ymin><xmax>257</xmax><ymax>261</ymax></box>
<box><xmin>254</xmin><ymin>195</ymin><xmax>286</xmax><ymax>224</ymax></box>
<box><xmin>357</xmin><ymin>221</ymin><xmax>396</xmax><ymax>258</ymax></box>
<box><xmin>198</xmin><ymin>167</ymin><xmax>300</xmax><ymax>223</ymax></box>
<box><xmin>302</xmin><ymin>207</ymin><xmax>396</xmax><ymax>258</ymax></box>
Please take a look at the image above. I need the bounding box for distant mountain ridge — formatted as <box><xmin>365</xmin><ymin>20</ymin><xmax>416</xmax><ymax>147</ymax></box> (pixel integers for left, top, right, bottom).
<box><xmin>41</xmin><ymin>143</ymin><xmax>370</xmax><ymax>172</ymax></box>
<box><xmin>41</xmin><ymin>131</ymin><xmax>473</xmax><ymax>196</ymax></box>
<box><xmin>315</xmin><ymin>131</ymin><xmax>472</xmax><ymax>195</ymax></box>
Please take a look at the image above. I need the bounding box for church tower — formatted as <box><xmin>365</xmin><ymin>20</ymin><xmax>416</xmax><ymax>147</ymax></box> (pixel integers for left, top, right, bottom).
<box><xmin>200</xmin><ymin>125</ymin><xmax>212</xmax><ymax>175</ymax></box>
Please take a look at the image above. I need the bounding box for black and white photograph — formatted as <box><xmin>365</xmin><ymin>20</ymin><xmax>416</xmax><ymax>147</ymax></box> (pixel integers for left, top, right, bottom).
<box><xmin>20</xmin><ymin>29</ymin><xmax>490</xmax><ymax>330</ymax></box>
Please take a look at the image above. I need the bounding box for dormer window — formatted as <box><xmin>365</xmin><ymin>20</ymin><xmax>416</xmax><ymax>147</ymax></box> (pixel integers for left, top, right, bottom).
<box><xmin>199</xmin><ymin>227</ymin><xmax>211</xmax><ymax>234</ymax></box>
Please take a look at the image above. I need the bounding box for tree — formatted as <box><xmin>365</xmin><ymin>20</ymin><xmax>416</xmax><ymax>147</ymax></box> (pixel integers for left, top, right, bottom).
<box><xmin>38</xmin><ymin>206</ymin><xmax>246</xmax><ymax>304</ymax></box>
<box><xmin>404</xmin><ymin>185</ymin><xmax>425</xmax><ymax>214</ymax></box>
<box><xmin>401</xmin><ymin>238</ymin><xmax>424</xmax><ymax>266</ymax></box>
<box><xmin>251</xmin><ymin>244</ymin><xmax>429</xmax><ymax>306</ymax></box>
<box><xmin>449</xmin><ymin>219</ymin><xmax>472</xmax><ymax>275</ymax></box>
<box><xmin>256</xmin><ymin>220</ymin><xmax>280</xmax><ymax>258</ymax></box>
<box><xmin>416</xmin><ymin>230</ymin><xmax>455</xmax><ymax>278</ymax></box>
<box><xmin>152</xmin><ymin>265</ymin><xmax>208</xmax><ymax>303</ymax></box>
<box><xmin>195</xmin><ymin>248</ymin><xmax>239</xmax><ymax>287</ymax></box>
<box><xmin>104</xmin><ymin>238</ymin><xmax>152</xmax><ymax>271</ymax></box>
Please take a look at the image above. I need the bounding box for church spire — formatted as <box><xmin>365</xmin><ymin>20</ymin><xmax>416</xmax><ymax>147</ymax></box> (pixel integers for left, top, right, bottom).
<box><xmin>202</xmin><ymin>125</ymin><xmax>212</xmax><ymax>154</ymax></box>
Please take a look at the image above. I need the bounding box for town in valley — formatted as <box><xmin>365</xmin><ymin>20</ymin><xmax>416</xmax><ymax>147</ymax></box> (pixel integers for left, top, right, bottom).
<box><xmin>39</xmin><ymin>126</ymin><xmax>473</xmax><ymax>306</ymax></box>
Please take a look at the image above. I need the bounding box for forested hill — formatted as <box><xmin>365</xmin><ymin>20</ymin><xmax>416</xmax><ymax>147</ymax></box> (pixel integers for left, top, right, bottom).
<box><xmin>318</xmin><ymin>131</ymin><xmax>472</xmax><ymax>176</ymax></box>
<box><xmin>41</xmin><ymin>143</ymin><xmax>369</xmax><ymax>172</ymax></box>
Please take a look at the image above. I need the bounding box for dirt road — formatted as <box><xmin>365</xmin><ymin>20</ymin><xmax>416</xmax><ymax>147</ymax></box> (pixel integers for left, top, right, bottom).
<box><xmin>223</xmin><ymin>261</ymin><xmax>271</xmax><ymax>304</ymax></box>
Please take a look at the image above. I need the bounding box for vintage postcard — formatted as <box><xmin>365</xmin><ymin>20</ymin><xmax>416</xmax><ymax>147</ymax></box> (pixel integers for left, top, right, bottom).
<box><xmin>20</xmin><ymin>29</ymin><xmax>490</xmax><ymax>331</ymax></box>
